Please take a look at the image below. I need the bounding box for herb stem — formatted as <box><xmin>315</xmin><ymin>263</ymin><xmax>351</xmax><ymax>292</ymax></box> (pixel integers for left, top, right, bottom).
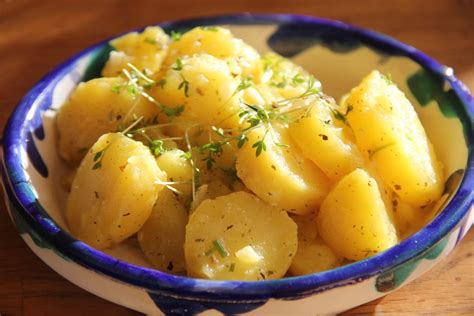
<box><xmin>122</xmin><ymin>116</ymin><xmax>144</xmax><ymax>135</ymax></box>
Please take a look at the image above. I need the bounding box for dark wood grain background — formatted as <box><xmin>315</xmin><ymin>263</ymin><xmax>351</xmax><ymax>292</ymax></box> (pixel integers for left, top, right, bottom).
<box><xmin>0</xmin><ymin>0</ymin><xmax>473</xmax><ymax>315</ymax></box>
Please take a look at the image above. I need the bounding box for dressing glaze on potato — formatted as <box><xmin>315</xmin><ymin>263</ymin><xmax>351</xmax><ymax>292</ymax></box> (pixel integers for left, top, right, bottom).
<box><xmin>102</xmin><ymin>26</ymin><xmax>169</xmax><ymax>77</ymax></box>
<box><xmin>345</xmin><ymin>70</ymin><xmax>444</xmax><ymax>207</ymax></box>
<box><xmin>289</xmin><ymin>97</ymin><xmax>364</xmax><ymax>181</ymax></box>
<box><xmin>236</xmin><ymin>126</ymin><xmax>330</xmax><ymax>215</ymax></box>
<box><xmin>318</xmin><ymin>168</ymin><xmax>398</xmax><ymax>260</ymax></box>
<box><xmin>57</xmin><ymin>77</ymin><xmax>159</xmax><ymax>165</ymax></box>
<box><xmin>66</xmin><ymin>133</ymin><xmax>166</xmax><ymax>249</ymax></box>
<box><xmin>290</xmin><ymin>215</ymin><xmax>343</xmax><ymax>275</ymax></box>
<box><xmin>185</xmin><ymin>192</ymin><xmax>297</xmax><ymax>280</ymax></box>
<box><xmin>138</xmin><ymin>189</ymin><xmax>188</xmax><ymax>274</ymax></box>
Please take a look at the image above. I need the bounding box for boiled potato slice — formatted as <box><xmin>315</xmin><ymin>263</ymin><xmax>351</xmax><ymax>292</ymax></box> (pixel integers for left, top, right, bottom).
<box><xmin>138</xmin><ymin>189</ymin><xmax>188</xmax><ymax>274</ymax></box>
<box><xmin>392</xmin><ymin>197</ymin><xmax>431</xmax><ymax>240</ymax></box>
<box><xmin>236</xmin><ymin>126</ymin><xmax>329</xmax><ymax>215</ymax></box>
<box><xmin>345</xmin><ymin>70</ymin><xmax>444</xmax><ymax>206</ymax></box>
<box><xmin>192</xmin><ymin>126</ymin><xmax>238</xmax><ymax>171</ymax></box>
<box><xmin>290</xmin><ymin>215</ymin><xmax>343</xmax><ymax>275</ymax></box>
<box><xmin>66</xmin><ymin>133</ymin><xmax>166</xmax><ymax>249</ymax></box>
<box><xmin>153</xmin><ymin>54</ymin><xmax>242</xmax><ymax>129</ymax></box>
<box><xmin>102</xmin><ymin>26</ymin><xmax>169</xmax><ymax>77</ymax></box>
<box><xmin>185</xmin><ymin>192</ymin><xmax>297</xmax><ymax>280</ymax></box>
<box><xmin>289</xmin><ymin>97</ymin><xmax>364</xmax><ymax>180</ymax></box>
<box><xmin>164</xmin><ymin>26</ymin><xmax>260</xmax><ymax>76</ymax></box>
<box><xmin>57</xmin><ymin>77</ymin><xmax>159</xmax><ymax>165</ymax></box>
<box><xmin>253</xmin><ymin>52</ymin><xmax>320</xmax><ymax>100</ymax></box>
<box><xmin>190</xmin><ymin>180</ymin><xmax>233</xmax><ymax>213</ymax></box>
<box><xmin>156</xmin><ymin>149</ymin><xmax>193</xmax><ymax>195</ymax></box>
<box><xmin>317</xmin><ymin>168</ymin><xmax>398</xmax><ymax>260</ymax></box>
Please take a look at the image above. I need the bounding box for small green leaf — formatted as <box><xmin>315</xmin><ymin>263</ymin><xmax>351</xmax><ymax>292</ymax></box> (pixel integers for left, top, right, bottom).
<box><xmin>163</xmin><ymin>105</ymin><xmax>184</xmax><ymax>117</ymax></box>
<box><xmin>172</xmin><ymin>57</ymin><xmax>184</xmax><ymax>71</ymax></box>
<box><xmin>291</xmin><ymin>73</ymin><xmax>305</xmax><ymax>86</ymax></box>
<box><xmin>150</xmin><ymin>140</ymin><xmax>166</xmax><ymax>156</ymax></box>
<box><xmin>111</xmin><ymin>84</ymin><xmax>122</xmax><ymax>94</ymax></box>
<box><xmin>201</xmin><ymin>26</ymin><xmax>218</xmax><ymax>32</ymax></box>
<box><xmin>237</xmin><ymin>134</ymin><xmax>248</xmax><ymax>148</ymax></box>
<box><xmin>156</xmin><ymin>78</ymin><xmax>167</xmax><ymax>88</ymax></box>
<box><xmin>233</xmin><ymin>76</ymin><xmax>253</xmax><ymax>96</ymax></box>
<box><xmin>383</xmin><ymin>73</ymin><xmax>393</xmax><ymax>85</ymax></box>
<box><xmin>170</xmin><ymin>30</ymin><xmax>182</xmax><ymax>41</ymax></box>
<box><xmin>142</xmin><ymin>82</ymin><xmax>153</xmax><ymax>90</ymax></box>
<box><xmin>252</xmin><ymin>140</ymin><xmax>266</xmax><ymax>157</ymax></box>
<box><xmin>93</xmin><ymin>151</ymin><xmax>103</xmax><ymax>162</ymax></box>
<box><xmin>144</xmin><ymin>37</ymin><xmax>158</xmax><ymax>45</ymax></box>
<box><xmin>181</xmin><ymin>151</ymin><xmax>192</xmax><ymax>160</ymax></box>
<box><xmin>178</xmin><ymin>77</ymin><xmax>190</xmax><ymax>97</ymax></box>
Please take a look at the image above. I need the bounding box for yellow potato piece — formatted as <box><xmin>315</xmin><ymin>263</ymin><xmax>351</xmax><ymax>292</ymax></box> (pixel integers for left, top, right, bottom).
<box><xmin>66</xmin><ymin>133</ymin><xmax>166</xmax><ymax>249</ymax></box>
<box><xmin>194</xmin><ymin>127</ymin><xmax>238</xmax><ymax>167</ymax></box>
<box><xmin>185</xmin><ymin>192</ymin><xmax>297</xmax><ymax>280</ymax></box>
<box><xmin>190</xmin><ymin>180</ymin><xmax>233</xmax><ymax>213</ymax></box>
<box><xmin>318</xmin><ymin>168</ymin><xmax>398</xmax><ymax>260</ymax></box>
<box><xmin>57</xmin><ymin>77</ymin><xmax>159</xmax><ymax>165</ymax></box>
<box><xmin>392</xmin><ymin>197</ymin><xmax>432</xmax><ymax>240</ymax></box>
<box><xmin>345</xmin><ymin>70</ymin><xmax>444</xmax><ymax>206</ymax></box>
<box><xmin>236</xmin><ymin>127</ymin><xmax>329</xmax><ymax>215</ymax></box>
<box><xmin>289</xmin><ymin>97</ymin><xmax>364</xmax><ymax>180</ymax></box>
<box><xmin>164</xmin><ymin>26</ymin><xmax>260</xmax><ymax>76</ymax></box>
<box><xmin>253</xmin><ymin>52</ymin><xmax>320</xmax><ymax>100</ymax></box>
<box><xmin>138</xmin><ymin>189</ymin><xmax>188</xmax><ymax>274</ymax></box>
<box><xmin>156</xmin><ymin>149</ymin><xmax>193</xmax><ymax>195</ymax></box>
<box><xmin>102</xmin><ymin>26</ymin><xmax>169</xmax><ymax>77</ymax></box>
<box><xmin>290</xmin><ymin>215</ymin><xmax>343</xmax><ymax>275</ymax></box>
<box><xmin>153</xmin><ymin>54</ymin><xmax>242</xmax><ymax>129</ymax></box>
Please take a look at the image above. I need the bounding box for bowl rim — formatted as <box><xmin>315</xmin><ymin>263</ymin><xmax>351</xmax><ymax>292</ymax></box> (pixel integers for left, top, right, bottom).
<box><xmin>2</xmin><ymin>13</ymin><xmax>473</xmax><ymax>301</ymax></box>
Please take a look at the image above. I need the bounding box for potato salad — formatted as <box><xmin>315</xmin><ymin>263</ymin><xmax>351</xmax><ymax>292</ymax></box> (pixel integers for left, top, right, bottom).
<box><xmin>57</xmin><ymin>26</ymin><xmax>445</xmax><ymax>280</ymax></box>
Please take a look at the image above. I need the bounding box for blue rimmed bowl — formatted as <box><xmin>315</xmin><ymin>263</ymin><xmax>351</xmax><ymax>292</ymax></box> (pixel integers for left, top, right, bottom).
<box><xmin>1</xmin><ymin>14</ymin><xmax>473</xmax><ymax>315</ymax></box>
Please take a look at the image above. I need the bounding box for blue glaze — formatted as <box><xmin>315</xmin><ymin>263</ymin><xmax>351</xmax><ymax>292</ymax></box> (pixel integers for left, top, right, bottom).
<box><xmin>149</xmin><ymin>292</ymin><xmax>267</xmax><ymax>316</ymax></box>
<box><xmin>267</xmin><ymin>22</ymin><xmax>360</xmax><ymax>57</ymax></box>
<box><xmin>1</xmin><ymin>14</ymin><xmax>473</xmax><ymax>313</ymax></box>
<box><xmin>33</xmin><ymin>125</ymin><xmax>45</xmax><ymax>140</ymax></box>
<box><xmin>26</xmin><ymin>131</ymin><xmax>48</xmax><ymax>177</ymax></box>
<box><xmin>82</xmin><ymin>43</ymin><xmax>114</xmax><ymax>82</ymax></box>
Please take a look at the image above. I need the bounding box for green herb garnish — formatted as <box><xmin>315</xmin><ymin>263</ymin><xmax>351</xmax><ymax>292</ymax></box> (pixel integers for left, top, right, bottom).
<box><xmin>172</xmin><ymin>57</ymin><xmax>184</xmax><ymax>71</ymax></box>
<box><xmin>92</xmin><ymin>144</ymin><xmax>110</xmax><ymax>170</ymax></box>
<box><xmin>233</xmin><ymin>76</ymin><xmax>253</xmax><ymax>96</ymax></box>
<box><xmin>170</xmin><ymin>30</ymin><xmax>182</xmax><ymax>41</ymax></box>
<box><xmin>383</xmin><ymin>73</ymin><xmax>393</xmax><ymax>85</ymax></box>
<box><xmin>201</xmin><ymin>26</ymin><xmax>218</xmax><ymax>32</ymax></box>
<box><xmin>115</xmin><ymin>63</ymin><xmax>184</xmax><ymax>118</ymax></box>
<box><xmin>213</xmin><ymin>239</ymin><xmax>229</xmax><ymax>258</ymax></box>
<box><xmin>144</xmin><ymin>37</ymin><xmax>158</xmax><ymax>45</ymax></box>
<box><xmin>156</xmin><ymin>78</ymin><xmax>167</xmax><ymax>88</ymax></box>
<box><xmin>178</xmin><ymin>75</ymin><xmax>190</xmax><ymax>97</ymax></box>
<box><xmin>368</xmin><ymin>142</ymin><xmax>395</xmax><ymax>159</ymax></box>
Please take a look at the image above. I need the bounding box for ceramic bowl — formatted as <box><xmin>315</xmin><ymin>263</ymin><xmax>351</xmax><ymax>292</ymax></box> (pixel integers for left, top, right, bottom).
<box><xmin>1</xmin><ymin>14</ymin><xmax>473</xmax><ymax>315</ymax></box>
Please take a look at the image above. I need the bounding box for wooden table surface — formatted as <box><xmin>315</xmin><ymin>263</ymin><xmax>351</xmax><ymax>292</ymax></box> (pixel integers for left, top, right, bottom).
<box><xmin>0</xmin><ymin>0</ymin><xmax>473</xmax><ymax>315</ymax></box>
